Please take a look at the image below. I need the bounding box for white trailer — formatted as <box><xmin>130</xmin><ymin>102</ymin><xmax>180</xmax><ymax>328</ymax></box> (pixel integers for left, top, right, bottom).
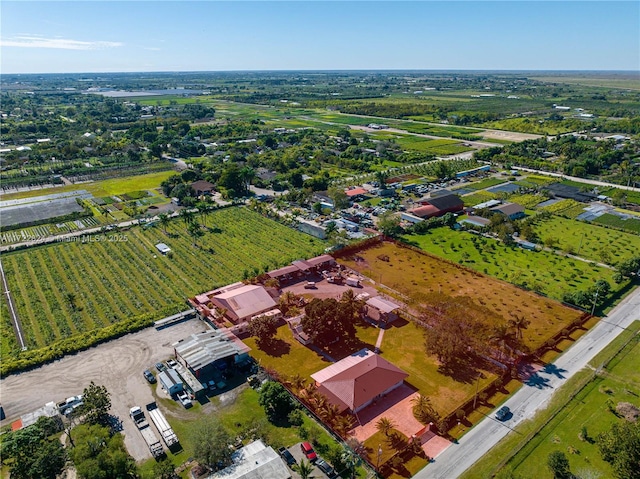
<box><xmin>146</xmin><ymin>402</ymin><xmax>178</xmax><ymax>447</ymax></box>
<box><xmin>346</xmin><ymin>276</ymin><xmax>361</xmax><ymax>287</ymax></box>
<box><xmin>130</xmin><ymin>406</ymin><xmax>163</xmax><ymax>458</ymax></box>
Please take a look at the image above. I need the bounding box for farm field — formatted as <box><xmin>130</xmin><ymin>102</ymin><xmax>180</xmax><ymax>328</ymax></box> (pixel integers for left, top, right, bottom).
<box><xmin>338</xmin><ymin>241</ymin><xmax>585</xmax><ymax>352</ymax></box>
<box><xmin>1</xmin><ymin>207</ymin><xmax>324</xmax><ymax>351</ymax></box>
<box><xmin>530</xmin><ymin>215</ymin><xmax>640</xmax><ymax>264</ymax></box>
<box><xmin>504</xmin><ymin>328</ymin><xmax>640</xmax><ymax>479</ymax></box>
<box><xmin>402</xmin><ymin>229</ymin><xmax>623</xmax><ymax>308</ymax></box>
<box><xmin>0</xmin><ymin>170</ymin><xmax>177</xmax><ymax>202</ymax></box>
<box><xmin>592</xmin><ymin>213</ymin><xmax>640</xmax><ymax>234</ymax></box>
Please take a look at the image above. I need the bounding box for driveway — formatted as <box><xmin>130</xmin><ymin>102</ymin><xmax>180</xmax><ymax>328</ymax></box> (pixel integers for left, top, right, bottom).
<box><xmin>350</xmin><ymin>384</ymin><xmax>423</xmax><ymax>442</ymax></box>
<box><xmin>0</xmin><ymin>318</ymin><xmax>209</xmax><ymax>461</ymax></box>
<box><xmin>416</xmin><ymin>286</ymin><xmax>640</xmax><ymax>478</ymax></box>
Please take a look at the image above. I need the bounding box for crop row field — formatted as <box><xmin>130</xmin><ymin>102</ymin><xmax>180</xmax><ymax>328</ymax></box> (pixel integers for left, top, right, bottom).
<box><xmin>340</xmin><ymin>241</ymin><xmax>585</xmax><ymax>352</ymax></box>
<box><xmin>402</xmin><ymin>229</ymin><xmax>623</xmax><ymax>310</ymax></box>
<box><xmin>1</xmin><ymin>207</ymin><xmax>324</xmax><ymax>351</ymax></box>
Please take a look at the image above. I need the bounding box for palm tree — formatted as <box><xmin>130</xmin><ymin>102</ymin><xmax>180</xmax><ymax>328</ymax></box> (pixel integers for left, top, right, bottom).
<box><xmin>179</xmin><ymin>208</ymin><xmax>195</xmax><ymax>226</ymax></box>
<box><xmin>508</xmin><ymin>314</ymin><xmax>530</xmax><ymax>341</ymax></box>
<box><xmin>295</xmin><ymin>459</ymin><xmax>314</xmax><ymax>479</ymax></box>
<box><xmin>333</xmin><ymin>415</ymin><xmax>356</xmax><ymax>438</ymax></box>
<box><xmin>491</xmin><ymin>324</ymin><xmax>515</xmax><ymax>362</ymax></box>
<box><xmin>158</xmin><ymin>213</ymin><xmax>170</xmax><ymax>234</ymax></box>
<box><xmin>375</xmin><ymin>417</ymin><xmax>396</xmax><ymax>437</ymax></box>
<box><xmin>196</xmin><ymin>200</ymin><xmax>211</xmax><ymax>227</ymax></box>
<box><xmin>290</xmin><ymin>374</ymin><xmax>307</xmax><ymax>393</ymax></box>
<box><xmin>187</xmin><ymin>222</ymin><xmax>203</xmax><ymax>247</ymax></box>
<box><xmin>411</xmin><ymin>394</ymin><xmax>440</xmax><ymax>425</ymax></box>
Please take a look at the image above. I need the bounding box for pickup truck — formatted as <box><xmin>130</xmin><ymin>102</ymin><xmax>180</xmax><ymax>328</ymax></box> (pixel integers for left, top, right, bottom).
<box><xmin>58</xmin><ymin>395</ymin><xmax>83</xmax><ymax>415</ymax></box>
<box><xmin>177</xmin><ymin>391</ymin><xmax>192</xmax><ymax>408</ymax></box>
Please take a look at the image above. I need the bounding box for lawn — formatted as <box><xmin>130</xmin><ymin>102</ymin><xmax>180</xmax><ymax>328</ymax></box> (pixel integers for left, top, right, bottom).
<box><xmin>1</xmin><ymin>207</ymin><xmax>324</xmax><ymax>351</ymax></box>
<box><xmin>402</xmin><ymin>229</ymin><xmax>623</xmax><ymax>312</ymax></box>
<box><xmin>339</xmin><ymin>241</ymin><xmax>586</xmax><ymax>355</ymax></box>
<box><xmin>461</xmin><ymin>320</ymin><xmax>640</xmax><ymax>479</ymax></box>
<box><xmin>380</xmin><ymin>321</ymin><xmax>497</xmax><ymax>418</ymax></box>
<box><xmin>529</xmin><ymin>215</ymin><xmax>640</xmax><ymax>264</ymax></box>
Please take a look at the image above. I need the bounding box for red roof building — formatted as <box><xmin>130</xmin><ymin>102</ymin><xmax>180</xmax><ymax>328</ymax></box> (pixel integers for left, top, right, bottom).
<box><xmin>345</xmin><ymin>187</ymin><xmax>368</xmax><ymax>198</ymax></box>
<box><xmin>311</xmin><ymin>349</ymin><xmax>408</xmax><ymax>413</ymax></box>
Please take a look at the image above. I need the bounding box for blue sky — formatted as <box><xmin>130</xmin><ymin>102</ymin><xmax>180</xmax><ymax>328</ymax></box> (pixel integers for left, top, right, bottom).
<box><xmin>1</xmin><ymin>1</ymin><xmax>638</xmax><ymax>73</ymax></box>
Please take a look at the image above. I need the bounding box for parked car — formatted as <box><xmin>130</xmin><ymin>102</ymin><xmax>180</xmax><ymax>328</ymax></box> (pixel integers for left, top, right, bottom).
<box><xmin>166</xmin><ymin>359</ymin><xmax>177</xmax><ymax>368</ymax></box>
<box><xmin>155</xmin><ymin>362</ymin><xmax>166</xmax><ymax>373</ymax></box>
<box><xmin>316</xmin><ymin>458</ymin><xmax>338</xmax><ymax>478</ymax></box>
<box><xmin>143</xmin><ymin>369</ymin><xmax>156</xmax><ymax>383</ymax></box>
<box><xmin>300</xmin><ymin>441</ymin><xmax>317</xmax><ymax>462</ymax></box>
<box><xmin>278</xmin><ymin>447</ymin><xmax>297</xmax><ymax>466</ymax></box>
<box><xmin>177</xmin><ymin>391</ymin><xmax>192</xmax><ymax>408</ymax></box>
<box><xmin>304</xmin><ymin>281</ymin><xmax>317</xmax><ymax>289</ymax></box>
<box><xmin>495</xmin><ymin>405</ymin><xmax>510</xmax><ymax>421</ymax></box>
<box><xmin>208</xmin><ymin>380</ymin><xmax>217</xmax><ymax>391</ymax></box>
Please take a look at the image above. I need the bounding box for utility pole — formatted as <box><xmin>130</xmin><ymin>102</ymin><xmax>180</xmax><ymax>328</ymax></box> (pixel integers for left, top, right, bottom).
<box><xmin>591</xmin><ymin>284</ymin><xmax>601</xmax><ymax>316</ymax></box>
<box><xmin>472</xmin><ymin>372</ymin><xmax>481</xmax><ymax>409</ymax></box>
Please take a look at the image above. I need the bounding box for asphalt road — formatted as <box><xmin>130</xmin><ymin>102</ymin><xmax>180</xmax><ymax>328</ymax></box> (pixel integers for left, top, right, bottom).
<box><xmin>416</xmin><ymin>285</ymin><xmax>640</xmax><ymax>479</ymax></box>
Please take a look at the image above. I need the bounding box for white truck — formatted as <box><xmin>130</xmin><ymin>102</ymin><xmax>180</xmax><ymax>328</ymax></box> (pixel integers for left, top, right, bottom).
<box><xmin>129</xmin><ymin>406</ymin><xmax>163</xmax><ymax>458</ymax></box>
<box><xmin>146</xmin><ymin>402</ymin><xmax>178</xmax><ymax>448</ymax></box>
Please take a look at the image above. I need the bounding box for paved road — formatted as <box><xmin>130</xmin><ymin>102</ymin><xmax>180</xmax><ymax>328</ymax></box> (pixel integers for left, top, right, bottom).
<box><xmin>511</xmin><ymin>166</ymin><xmax>640</xmax><ymax>192</ymax></box>
<box><xmin>417</xmin><ymin>285</ymin><xmax>640</xmax><ymax>479</ymax></box>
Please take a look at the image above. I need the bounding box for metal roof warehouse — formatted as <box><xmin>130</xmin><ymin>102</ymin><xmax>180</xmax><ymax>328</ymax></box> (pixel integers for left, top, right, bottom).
<box><xmin>173</xmin><ymin>329</ymin><xmax>250</xmax><ymax>375</ymax></box>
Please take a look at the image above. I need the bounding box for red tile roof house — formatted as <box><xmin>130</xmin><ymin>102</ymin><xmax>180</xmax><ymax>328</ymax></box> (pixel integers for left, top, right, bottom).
<box><xmin>311</xmin><ymin>349</ymin><xmax>409</xmax><ymax>414</ymax></box>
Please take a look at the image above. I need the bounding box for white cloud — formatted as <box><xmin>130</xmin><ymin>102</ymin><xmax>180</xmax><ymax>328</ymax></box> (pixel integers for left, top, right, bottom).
<box><xmin>143</xmin><ymin>47</ymin><xmax>161</xmax><ymax>51</ymax></box>
<box><xmin>0</xmin><ymin>36</ymin><xmax>123</xmax><ymax>50</ymax></box>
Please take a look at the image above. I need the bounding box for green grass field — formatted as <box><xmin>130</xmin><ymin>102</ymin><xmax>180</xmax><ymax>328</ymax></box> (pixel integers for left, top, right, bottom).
<box><xmin>402</xmin><ymin>228</ymin><xmax>623</xmax><ymax>303</ymax></box>
<box><xmin>462</xmin><ymin>320</ymin><xmax>640</xmax><ymax>479</ymax></box>
<box><xmin>0</xmin><ymin>171</ymin><xmax>177</xmax><ymax>202</ymax></box>
<box><xmin>530</xmin><ymin>215</ymin><xmax>640</xmax><ymax>264</ymax></box>
<box><xmin>508</xmin><ymin>334</ymin><xmax>640</xmax><ymax>479</ymax></box>
<box><xmin>466</xmin><ymin>178</ymin><xmax>508</xmax><ymax>190</ymax></box>
<box><xmin>1</xmin><ymin>207</ymin><xmax>324</xmax><ymax>351</ymax></box>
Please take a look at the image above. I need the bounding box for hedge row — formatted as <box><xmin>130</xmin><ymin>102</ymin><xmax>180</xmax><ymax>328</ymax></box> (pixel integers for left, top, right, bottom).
<box><xmin>0</xmin><ymin>305</ymin><xmax>183</xmax><ymax>377</ymax></box>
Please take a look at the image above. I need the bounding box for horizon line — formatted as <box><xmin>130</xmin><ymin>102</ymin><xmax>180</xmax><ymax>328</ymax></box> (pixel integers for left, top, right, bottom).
<box><xmin>4</xmin><ymin>68</ymin><xmax>640</xmax><ymax>76</ymax></box>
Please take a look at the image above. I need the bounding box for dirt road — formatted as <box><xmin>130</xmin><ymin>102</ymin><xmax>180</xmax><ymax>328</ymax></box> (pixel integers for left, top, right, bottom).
<box><xmin>0</xmin><ymin>318</ymin><xmax>208</xmax><ymax>461</ymax></box>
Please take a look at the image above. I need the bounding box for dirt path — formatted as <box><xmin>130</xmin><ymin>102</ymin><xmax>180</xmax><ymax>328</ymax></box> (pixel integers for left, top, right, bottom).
<box><xmin>0</xmin><ymin>259</ymin><xmax>26</xmax><ymax>350</ymax></box>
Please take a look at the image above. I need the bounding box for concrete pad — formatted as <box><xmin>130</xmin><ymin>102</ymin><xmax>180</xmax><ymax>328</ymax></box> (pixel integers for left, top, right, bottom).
<box><xmin>350</xmin><ymin>384</ymin><xmax>424</xmax><ymax>441</ymax></box>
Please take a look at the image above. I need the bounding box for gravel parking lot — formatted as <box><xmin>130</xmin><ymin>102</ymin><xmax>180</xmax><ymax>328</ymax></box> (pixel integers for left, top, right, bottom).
<box><xmin>0</xmin><ymin>318</ymin><xmax>209</xmax><ymax>461</ymax></box>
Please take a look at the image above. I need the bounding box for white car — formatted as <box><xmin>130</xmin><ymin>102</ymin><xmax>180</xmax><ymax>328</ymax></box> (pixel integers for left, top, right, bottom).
<box><xmin>177</xmin><ymin>391</ymin><xmax>192</xmax><ymax>408</ymax></box>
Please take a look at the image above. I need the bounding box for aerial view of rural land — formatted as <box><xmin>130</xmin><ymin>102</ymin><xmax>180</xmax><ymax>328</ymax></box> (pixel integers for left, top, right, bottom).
<box><xmin>0</xmin><ymin>1</ymin><xmax>638</xmax><ymax>479</ymax></box>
